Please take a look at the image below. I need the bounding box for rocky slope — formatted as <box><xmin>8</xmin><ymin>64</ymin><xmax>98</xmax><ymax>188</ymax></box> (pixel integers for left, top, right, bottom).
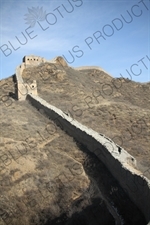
<box><xmin>0</xmin><ymin>60</ymin><xmax>149</xmax><ymax>225</ymax></box>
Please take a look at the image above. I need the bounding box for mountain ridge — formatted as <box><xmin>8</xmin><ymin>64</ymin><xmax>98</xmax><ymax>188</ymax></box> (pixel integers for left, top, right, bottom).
<box><xmin>0</xmin><ymin>55</ymin><xmax>150</xmax><ymax>225</ymax></box>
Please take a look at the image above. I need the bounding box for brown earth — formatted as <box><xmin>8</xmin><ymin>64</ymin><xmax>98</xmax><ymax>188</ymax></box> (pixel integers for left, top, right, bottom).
<box><xmin>0</xmin><ymin>61</ymin><xmax>149</xmax><ymax>225</ymax></box>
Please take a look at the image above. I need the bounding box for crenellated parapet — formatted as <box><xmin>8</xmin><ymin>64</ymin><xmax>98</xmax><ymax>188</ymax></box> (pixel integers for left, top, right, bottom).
<box><xmin>22</xmin><ymin>55</ymin><xmax>46</xmax><ymax>67</ymax></box>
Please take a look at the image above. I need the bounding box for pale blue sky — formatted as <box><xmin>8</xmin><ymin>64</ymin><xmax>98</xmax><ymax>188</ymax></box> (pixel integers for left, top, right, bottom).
<box><xmin>0</xmin><ymin>0</ymin><xmax>150</xmax><ymax>82</ymax></box>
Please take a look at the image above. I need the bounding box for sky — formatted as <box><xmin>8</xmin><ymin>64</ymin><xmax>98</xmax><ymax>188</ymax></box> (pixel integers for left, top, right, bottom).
<box><xmin>0</xmin><ymin>0</ymin><xmax>150</xmax><ymax>82</ymax></box>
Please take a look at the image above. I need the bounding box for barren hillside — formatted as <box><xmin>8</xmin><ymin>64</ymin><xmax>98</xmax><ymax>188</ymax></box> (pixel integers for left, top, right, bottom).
<box><xmin>0</xmin><ymin>60</ymin><xmax>149</xmax><ymax>225</ymax></box>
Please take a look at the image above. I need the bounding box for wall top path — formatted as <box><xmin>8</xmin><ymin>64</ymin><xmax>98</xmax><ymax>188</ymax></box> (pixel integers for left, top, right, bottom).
<box><xmin>74</xmin><ymin>66</ymin><xmax>113</xmax><ymax>77</ymax></box>
<box><xmin>27</xmin><ymin>94</ymin><xmax>145</xmax><ymax>175</ymax></box>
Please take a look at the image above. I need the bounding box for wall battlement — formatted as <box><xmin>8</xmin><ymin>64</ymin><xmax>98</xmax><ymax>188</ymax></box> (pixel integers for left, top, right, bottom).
<box><xmin>23</xmin><ymin>55</ymin><xmax>46</xmax><ymax>66</ymax></box>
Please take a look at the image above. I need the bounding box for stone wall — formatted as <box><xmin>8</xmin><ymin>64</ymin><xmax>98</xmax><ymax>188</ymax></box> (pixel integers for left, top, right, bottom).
<box><xmin>15</xmin><ymin>55</ymin><xmax>150</xmax><ymax>222</ymax></box>
<box><xmin>23</xmin><ymin>55</ymin><xmax>46</xmax><ymax>66</ymax></box>
<box><xmin>22</xmin><ymin>55</ymin><xmax>68</xmax><ymax>68</ymax></box>
<box><xmin>74</xmin><ymin>66</ymin><xmax>112</xmax><ymax>77</ymax></box>
<box><xmin>26</xmin><ymin>93</ymin><xmax>150</xmax><ymax>223</ymax></box>
<box><xmin>15</xmin><ymin>65</ymin><xmax>37</xmax><ymax>100</ymax></box>
<box><xmin>15</xmin><ymin>55</ymin><xmax>69</xmax><ymax>101</ymax></box>
<box><xmin>15</xmin><ymin>65</ymin><xmax>27</xmax><ymax>100</ymax></box>
<box><xmin>47</xmin><ymin>56</ymin><xmax>68</xmax><ymax>67</ymax></box>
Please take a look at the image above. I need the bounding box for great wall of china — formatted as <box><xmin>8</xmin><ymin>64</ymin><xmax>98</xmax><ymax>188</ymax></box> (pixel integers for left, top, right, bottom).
<box><xmin>15</xmin><ymin>55</ymin><xmax>150</xmax><ymax>224</ymax></box>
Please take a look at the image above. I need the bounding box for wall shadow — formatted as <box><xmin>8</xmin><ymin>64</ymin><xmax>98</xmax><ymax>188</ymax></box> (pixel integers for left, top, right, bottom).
<box><xmin>44</xmin><ymin>198</ymin><xmax>115</xmax><ymax>225</ymax></box>
<box><xmin>9</xmin><ymin>74</ymin><xmax>18</xmax><ymax>100</ymax></box>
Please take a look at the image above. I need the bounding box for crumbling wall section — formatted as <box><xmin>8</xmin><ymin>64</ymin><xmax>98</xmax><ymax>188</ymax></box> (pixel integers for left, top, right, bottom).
<box><xmin>47</xmin><ymin>56</ymin><xmax>68</xmax><ymax>67</ymax></box>
<box><xmin>15</xmin><ymin>66</ymin><xmax>27</xmax><ymax>100</ymax></box>
<box><xmin>15</xmin><ymin>61</ymin><xmax>38</xmax><ymax>100</ymax></box>
<box><xmin>26</xmin><ymin>93</ymin><xmax>150</xmax><ymax>223</ymax></box>
<box><xmin>15</xmin><ymin>55</ymin><xmax>69</xmax><ymax>101</ymax></box>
